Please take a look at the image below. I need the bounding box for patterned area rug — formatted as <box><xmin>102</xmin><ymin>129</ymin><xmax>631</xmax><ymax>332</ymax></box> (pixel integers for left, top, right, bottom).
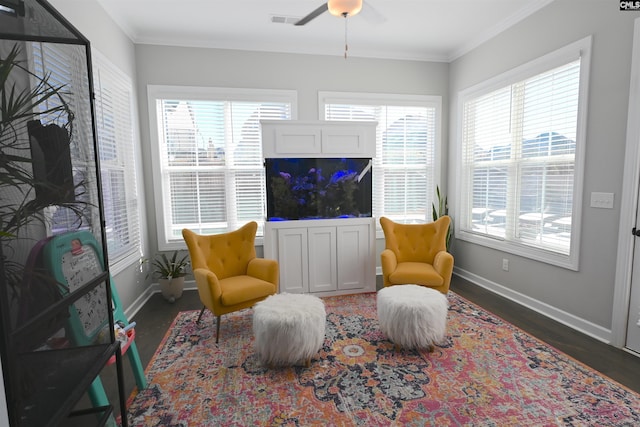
<box><xmin>127</xmin><ymin>292</ymin><xmax>640</xmax><ymax>426</ymax></box>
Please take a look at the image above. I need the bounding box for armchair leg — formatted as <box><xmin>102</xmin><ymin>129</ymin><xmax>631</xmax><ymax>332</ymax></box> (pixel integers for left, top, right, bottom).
<box><xmin>215</xmin><ymin>315</ymin><xmax>221</xmax><ymax>344</ymax></box>
<box><xmin>196</xmin><ymin>306</ymin><xmax>206</xmax><ymax>324</ymax></box>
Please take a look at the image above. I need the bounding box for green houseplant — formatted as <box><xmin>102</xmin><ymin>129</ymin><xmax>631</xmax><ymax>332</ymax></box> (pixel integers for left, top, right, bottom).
<box><xmin>432</xmin><ymin>185</ymin><xmax>452</xmax><ymax>252</ymax></box>
<box><xmin>150</xmin><ymin>251</ymin><xmax>189</xmax><ymax>302</ymax></box>
<box><xmin>1</xmin><ymin>44</ymin><xmax>84</xmax><ymax>332</ymax></box>
<box><xmin>1</xmin><ymin>44</ymin><xmax>77</xmax><ymax>235</ymax></box>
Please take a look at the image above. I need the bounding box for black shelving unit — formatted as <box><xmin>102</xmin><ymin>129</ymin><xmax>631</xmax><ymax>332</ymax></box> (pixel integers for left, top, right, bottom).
<box><xmin>0</xmin><ymin>1</ymin><xmax>128</xmax><ymax>425</ymax></box>
<box><xmin>19</xmin><ymin>344</ymin><xmax>118</xmax><ymax>425</ymax></box>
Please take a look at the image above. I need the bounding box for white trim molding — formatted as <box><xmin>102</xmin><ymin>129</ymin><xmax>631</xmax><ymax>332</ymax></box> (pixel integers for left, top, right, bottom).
<box><xmin>454</xmin><ymin>36</ymin><xmax>592</xmax><ymax>271</ymax></box>
<box><xmin>454</xmin><ymin>267</ymin><xmax>612</xmax><ymax>344</ymax></box>
<box><xmin>123</xmin><ymin>280</ymin><xmax>198</xmax><ymax>320</ymax></box>
<box><xmin>612</xmin><ymin>17</ymin><xmax>640</xmax><ymax>349</ymax></box>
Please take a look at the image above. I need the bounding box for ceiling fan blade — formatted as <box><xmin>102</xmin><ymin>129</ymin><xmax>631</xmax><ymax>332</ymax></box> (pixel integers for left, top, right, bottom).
<box><xmin>360</xmin><ymin>2</ymin><xmax>386</xmax><ymax>25</ymax></box>
<box><xmin>295</xmin><ymin>3</ymin><xmax>328</xmax><ymax>26</ymax></box>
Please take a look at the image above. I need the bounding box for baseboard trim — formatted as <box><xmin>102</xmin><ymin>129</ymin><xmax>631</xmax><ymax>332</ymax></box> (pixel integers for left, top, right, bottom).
<box><xmin>124</xmin><ymin>280</ymin><xmax>198</xmax><ymax>320</ymax></box>
<box><xmin>132</xmin><ymin>273</ymin><xmax>612</xmax><ymax>345</ymax></box>
<box><xmin>453</xmin><ymin>267</ymin><xmax>613</xmax><ymax>344</ymax></box>
<box><xmin>123</xmin><ymin>286</ymin><xmax>155</xmax><ymax>320</ymax></box>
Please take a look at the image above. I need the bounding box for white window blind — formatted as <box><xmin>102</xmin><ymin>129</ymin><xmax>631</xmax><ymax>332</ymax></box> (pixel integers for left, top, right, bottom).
<box><xmin>457</xmin><ymin>37</ymin><xmax>590</xmax><ymax>269</ymax></box>
<box><xmin>92</xmin><ymin>51</ymin><xmax>142</xmax><ymax>269</ymax></box>
<box><xmin>30</xmin><ymin>42</ymin><xmax>98</xmax><ymax>235</ymax></box>
<box><xmin>31</xmin><ymin>44</ymin><xmax>142</xmax><ymax>270</ymax></box>
<box><xmin>321</xmin><ymin>93</ymin><xmax>440</xmax><ymax>225</ymax></box>
<box><xmin>149</xmin><ymin>86</ymin><xmax>296</xmax><ymax>249</ymax></box>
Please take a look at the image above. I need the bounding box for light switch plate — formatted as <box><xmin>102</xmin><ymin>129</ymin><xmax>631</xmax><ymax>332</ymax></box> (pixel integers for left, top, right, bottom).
<box><xmin>590</xmin><ymin>192</ymin><xmax>614</xmax><ymax>209</ymax></box>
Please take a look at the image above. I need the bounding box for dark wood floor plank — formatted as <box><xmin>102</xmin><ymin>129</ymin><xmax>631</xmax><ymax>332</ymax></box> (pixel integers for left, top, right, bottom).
<box><xmin>450</xmin><ymin>276</ymin><xmax>640</xmax><ymax>393</ymax></box>
<box><xmin>93</xmin><ymin>275</ymin><xmax>640</xmax><ymax>420</ymax></box>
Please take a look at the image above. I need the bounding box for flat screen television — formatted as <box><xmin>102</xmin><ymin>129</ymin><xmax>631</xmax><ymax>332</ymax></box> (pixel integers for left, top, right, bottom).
<box><xmin>265</xmin><ymin>157</ymin><xmax>372</xmax><ymax>221</ymax></box>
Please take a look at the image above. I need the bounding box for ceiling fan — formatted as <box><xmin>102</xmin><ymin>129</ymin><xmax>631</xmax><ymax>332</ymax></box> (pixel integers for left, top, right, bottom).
<box><xmin>295</xmin><ymin>0</ymin><xmax>384</xmax><ymax>26</ymax></box>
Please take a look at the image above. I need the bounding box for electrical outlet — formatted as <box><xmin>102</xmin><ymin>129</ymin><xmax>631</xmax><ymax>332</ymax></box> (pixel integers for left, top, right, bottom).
<box><xmin>590</xmin><ymin>192</ymin><xmax>614</xmax><ymax>209</ymax></box>
<box><xmin>502</xmin><ymin>258</ymin><xmax>509</xmax><ymax>271</ymax></box>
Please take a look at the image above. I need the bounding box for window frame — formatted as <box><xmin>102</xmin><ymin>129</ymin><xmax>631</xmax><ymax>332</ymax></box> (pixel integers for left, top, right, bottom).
<box><xmin>29</xmin><ymin>42</ymin><xmax>98</xmax><ymax>237</ymax></box>
<box><xmin>29</xmin><ymin>43</ymin><xmax>143</xmax><ymax>273</ymax></box>
<box><xmin>454</xmin><ymin>36</ymin><xmax>592</xmax><ymax>270</ymax></box>
<box><xmin>147</xmin><ymin>85</ymin><xmax>298</xmax><ymax>251</ymax></box>
<box><xmin>318</xmin><ymin>91</ymin><xmax>443</xmax><ymax>237</ymax></box>
<box><xmin>92</xmin><ymin>50</ymin><xmax>143</xmax><ymax>274</ymax></box>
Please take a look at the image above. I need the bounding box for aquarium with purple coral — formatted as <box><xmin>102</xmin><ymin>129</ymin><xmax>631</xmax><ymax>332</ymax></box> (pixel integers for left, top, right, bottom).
<box><xmin>265</xmin><ymin>158</ymin><xmax>372</xmax><ymax>221</ymax></box>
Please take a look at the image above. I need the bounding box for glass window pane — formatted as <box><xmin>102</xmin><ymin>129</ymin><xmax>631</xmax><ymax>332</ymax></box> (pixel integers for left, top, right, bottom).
<box><xmin>460</xmin><ymin>54</ymin><xmax>582</xmax><ymax>259</ymax></box>
<box><xmin>324</xmin><ymin>98</ymin><xmax>439</xmax><ymax>225</ymax></box>
<box><xmin>153</xmin><ymin>90</ymin><xmax>293</xmax><ymax>243</ymax></box>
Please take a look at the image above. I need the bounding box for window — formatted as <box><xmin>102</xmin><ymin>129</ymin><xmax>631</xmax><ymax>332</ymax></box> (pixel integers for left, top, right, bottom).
<box><xmin>92</xmin><ymin>51</ymin><xmax>142</xmax><ymax>271</ymax></box>
<box><xmin>31</xmin><ymin>42</ymin><xmax>97</xmax><ymax>234</ymax></box>
<box><xmin>31</xmin><ymin>44</ymin><xmax>143</xmax><ymax>271</ymax></box>
<box><xmin>320</xmin><ymin>92</ymin><xmax>441</xmax><ymax>228</ymax></box>
<box><xmin>148</xmin><ymin>86</ymin><xmax>297</xmax><ymax>250</ymax></box>
<box><xmin>456</xmin><ymin>37</ymin><xmax>591</xmax><ymax>270</ymax></box>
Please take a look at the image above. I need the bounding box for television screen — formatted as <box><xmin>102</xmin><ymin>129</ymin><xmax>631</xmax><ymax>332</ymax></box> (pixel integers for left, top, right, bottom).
<box><xmin>265</xmin><ymin>158</ymin><xmax>372</xmax><ymax>221</ymax></box>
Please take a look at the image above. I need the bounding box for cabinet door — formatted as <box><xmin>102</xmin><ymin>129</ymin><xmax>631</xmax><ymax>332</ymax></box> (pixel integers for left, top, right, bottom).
<box><xmin>322</xmin><ymin>126</ymin><xmax>367</xmax><ymax>155</ymax></box>
<box><xmin>277</xmin><ymin>228</ymin><xmax>309</xmax><ymax>293</ymax></box>
<box><xmin>336</xmin><ymin>224</ymin><xmax>370</xmax><ymax>290</ymax></box>
<box><xmin>273</xmin><ymin>125</ymin><xmax>321</xmax><ymax>155</ymax></box>
<box><xmin>308</xmin><ymin>227</ymin><xmax>337</xmax><ymax>293</ymax></box>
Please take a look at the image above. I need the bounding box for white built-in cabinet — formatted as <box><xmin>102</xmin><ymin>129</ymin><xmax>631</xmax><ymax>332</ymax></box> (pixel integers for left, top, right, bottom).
<box><xmin>264</xmin><ymin>219</ymin><xmax>376</xmax><ymax>296</ymax></box>
<box><xmin>261</xmin><ymin>120</ymin><xmax>377</xmax><ymax>296</ymax></box>
<box><xmin>261</xmin><ymin>120</ymin><xmax>376</xmax><ymax>158</ymax></box>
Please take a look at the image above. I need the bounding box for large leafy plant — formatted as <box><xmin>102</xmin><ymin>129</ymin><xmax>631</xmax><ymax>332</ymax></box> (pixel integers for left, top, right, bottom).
<box><xmin>150</xmin><ymin>251</ymin><xmax>190</xmax><ymax>280</ymax></box>
<box><xmin>0</xmin><ymin>44</ymin><xmax>80</xmax><ymax>299</ymax></box>
<box><xmin>432</xmin><ymin>185</ymin><xmax>452</xmax><ymax>251</ymax></box>
<box><xmin>1</xmin><ymin>44</ymin><xmax>81</xmax><ymax>235</ymax></box>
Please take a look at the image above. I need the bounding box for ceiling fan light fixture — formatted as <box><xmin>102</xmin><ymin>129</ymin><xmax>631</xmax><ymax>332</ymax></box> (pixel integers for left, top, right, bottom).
<box><xmin>327</xmin><ymin>0</ymin><xmax>362</xmax><ymax>18</ymax></box>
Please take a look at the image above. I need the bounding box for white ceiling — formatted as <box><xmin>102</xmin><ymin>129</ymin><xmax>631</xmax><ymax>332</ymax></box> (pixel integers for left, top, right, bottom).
<box><xmin>96</xmin><ymin>0</ymin><xmax>553</xmax><ymax>62</ymax></box>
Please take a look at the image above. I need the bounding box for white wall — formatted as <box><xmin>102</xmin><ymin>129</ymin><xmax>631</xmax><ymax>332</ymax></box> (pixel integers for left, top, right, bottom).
<box><xmin>48</xmin><ymin>0</ymin><xmax>151</xmax><ymax>314</ymax></box>
<box><xmin>47</xmin><ymin>0</ymin><xmax>639</xmax><ymax>343</ymax></box>
<box><xmin>1</xmin><ymin>1</ymin><xmax>636</xmax><ymax>424</ymax></box>
<box><xmin>134</xmin><ymin>45</ymin><xmax>450</xmax><ymax>261</ymax></box>
<box><xmin>449</xmin><ymin>0</ymin><xmax>638</xmax><ymax>340</ymax></box>
<box><xmin>31</xmin><ymin>0</ymin><xmax>640</xmax><ymax>344</ymax></box>
<box><xmin>12</xmin><ymin>0</ymin><xmax>449</xmax><ymax>320</ymax></box>
<box><xmin>49</xmin><ymin>0</ymin><xmax>135</xmax><ymax>78</ymax></box>
<box><xmin>1</xmin><ymin>4</ymin><xmax>146</xmax><ymax>423</ymax></box>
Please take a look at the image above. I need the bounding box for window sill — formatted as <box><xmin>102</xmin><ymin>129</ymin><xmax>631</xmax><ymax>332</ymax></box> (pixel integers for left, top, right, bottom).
<box><xmin>456</xmin><ymin>229</ymin><xmax>578</xmax><ymax>271</ymax></box>
<box><xmin>109</xmin><ymin>251</ymin><xmax>142</xmax><ymax>276</ymax></box>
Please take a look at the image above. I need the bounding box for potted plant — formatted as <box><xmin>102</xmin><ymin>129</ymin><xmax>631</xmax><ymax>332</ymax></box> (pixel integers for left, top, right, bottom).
<box><xmin>432</xmin><ymin>185</ymin><xmax>452</xmax><ymax>252</ymax></box>
<box><xmin>150</xmin><ymin>251</ymin><xmax>189</xmax><ymax>302</ymax></box>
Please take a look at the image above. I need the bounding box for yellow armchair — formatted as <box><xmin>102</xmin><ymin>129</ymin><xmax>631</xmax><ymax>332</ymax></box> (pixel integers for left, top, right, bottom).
<box><xmin>182</xmin><ymin>222</ymin><xmax>278</xmax><ymax>343</ymax></box>
<box><xmin>380</xmin><ymin>216</ymin><xmax>454</xmax><ymax>294</ymax></box>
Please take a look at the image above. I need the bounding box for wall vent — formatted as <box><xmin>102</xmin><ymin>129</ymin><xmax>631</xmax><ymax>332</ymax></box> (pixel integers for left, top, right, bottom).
<box><xmin>270</xmin><ymin>15</ymin><xmax>301</xmax><ymax>25</ymax></box>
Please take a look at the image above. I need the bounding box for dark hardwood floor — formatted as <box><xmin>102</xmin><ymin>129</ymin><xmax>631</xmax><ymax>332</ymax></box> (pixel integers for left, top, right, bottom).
<box><xmin>449</xmin><ymin>276</ymin><xmax>640</xmax><ymax>393</ymax></box>
<box><xmin>72</xmin><ymin>290</ymin><xmax>203</xmax><ymax>423</ymax></box>
<box><xmin>94</xmin><ymin>274</ymin><xmax>640</xmax><ymax>421</ymax></box>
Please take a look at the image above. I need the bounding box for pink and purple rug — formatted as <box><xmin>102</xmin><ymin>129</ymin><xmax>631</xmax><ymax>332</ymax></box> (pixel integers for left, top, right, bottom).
<box><xmin>127</xmin><ymin>292</ymin><xmax>640</xmax><ymax>426</ymax></box>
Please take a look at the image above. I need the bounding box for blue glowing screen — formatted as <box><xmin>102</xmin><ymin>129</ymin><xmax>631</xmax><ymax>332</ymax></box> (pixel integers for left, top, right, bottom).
<box><xmin>265</xmin><ymin>158</ymin><xmax>372</xmax><ymax>221</ymax></box>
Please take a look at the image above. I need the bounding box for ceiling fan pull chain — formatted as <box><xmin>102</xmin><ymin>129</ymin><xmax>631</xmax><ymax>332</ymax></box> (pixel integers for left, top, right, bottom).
<box><xmin>344</xmin><ymin>13</ymin><xmax>349</xmax><ymax>59</ymax></box>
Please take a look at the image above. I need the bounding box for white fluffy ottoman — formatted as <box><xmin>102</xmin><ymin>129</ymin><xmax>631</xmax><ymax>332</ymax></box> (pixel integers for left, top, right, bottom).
<box><xmin>377</xmin><ymin>285</ymin><xmax>448</xmax><ymax>351</ymax></box>
<box><xmin>253</xmin><ymin>293</ymin><xmax>326</xmax><ymax>367</ymax></box>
